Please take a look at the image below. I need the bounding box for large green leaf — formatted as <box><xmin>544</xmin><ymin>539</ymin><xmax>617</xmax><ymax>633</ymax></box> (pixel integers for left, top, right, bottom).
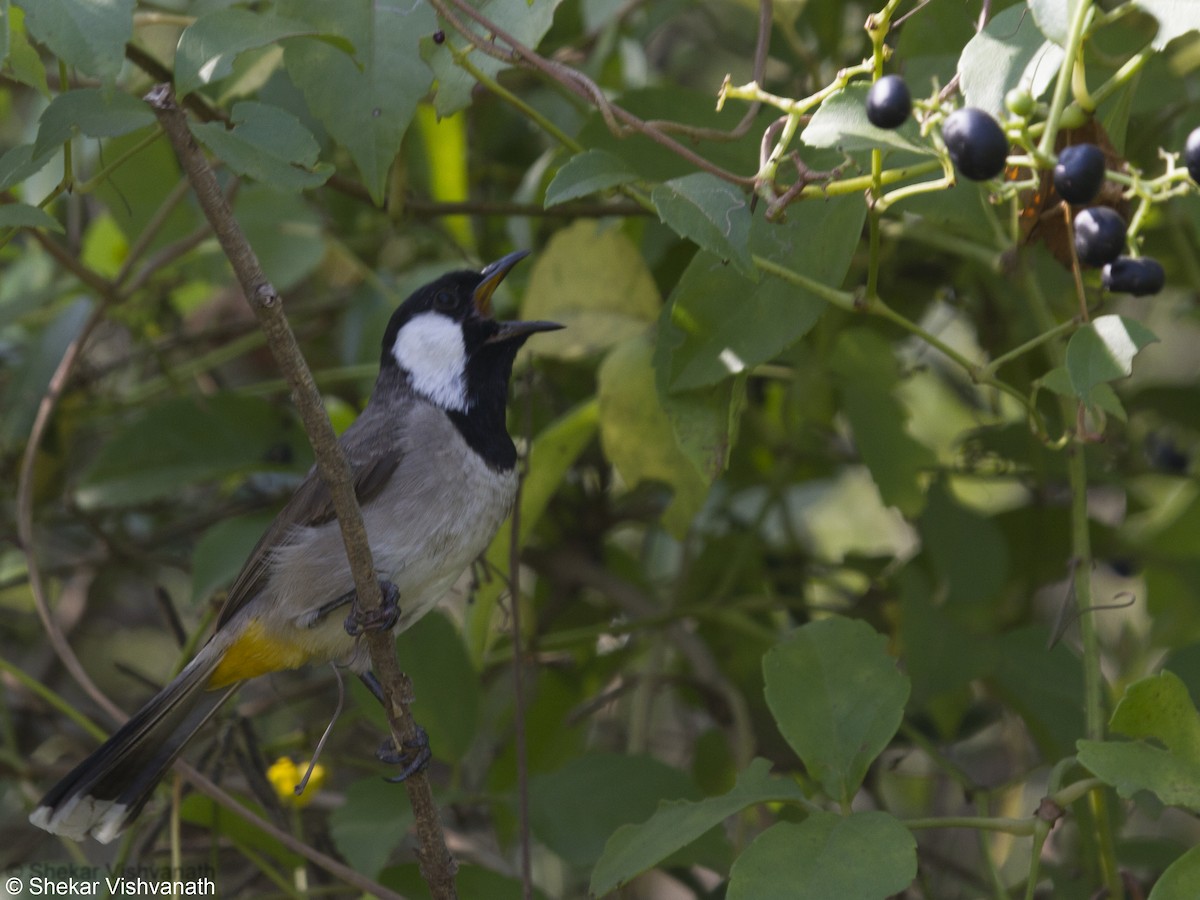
<box><xmin>33</xmin><ymin>89</ymin><xmax>156</xmax><ymax>159</ymax></box>
<box><xmin>419</xmin><ymin>0</ymin><xmax>564</xmax><ymax>117</ymax></box>
<box><xmin>76</xmin><ymin>394</ymin><xmax>304</xmax><ymax>508</ymax></box>
<box><xmin>958</xmin><ymin>5</ymin><xmax>1063</xmax><ymax>116</ymax></box>
<box><xmin>0</xmin><ymin>201</ymin><xmax>61</xmax><ymax>232</ymax></box>
<box><xmin>190</xmin><ymin>102</ymin><xmax>332</xmax><ymax>192</ymax></box>
<box><xmin>591</xmin><ymin>758</ymin><xmax>807</xmax><ymax>895</ymax></box>
<box><xmin>391</xmin><ymin>613</ymin><xmax>481</xmax><ymax>761</ymax></box>
<box><xmin>279</xmin><ymin>0</ymin><xmax>435</xmax><ymax>204</ymax></box>
<box><xmin>544</xmin><ymin>149</ymin><xmax>639</xmax><ymax>207</ymax></box>
<box><xmin>1149</xmin><ymin>845</ymin><xmax>1200</xmax><ymax>900</ymax></box>
<box><xmin>651</xmin><ymin>172</ymin><xmax>754</xmax><ymax>276</ymax></box>
<box><xmin>18</xmin><ymin>0</ymin><xmax>133</xmax><ymax>86</ymax></box>
<box><xmin>528</xmin><ymin>753</ymin><xmax>701</xmax><ymax>868</ymax></box>
<box><xmin>1065</xmin><ymin>314</ymin><xmax>1159</xmax><ymax>401</ymax></box>
<box><xmin>175</xmin><ymin>9</ymin><xmax>322</xmax><ymax>98</ymax></box>
<box><xmin>1132</xmin><ymin>0</ymin><xmax>1200</xmax><ymax>50</ymax></box>
<box><xmin>763</xmin><ymin>618</ymin><xmax>910</xmax><ymax>806</ymax></box>
<box><xmin>1078</xmin><ymin>672</ymin><xmax>1200</xmax><ymax>812</ymax></box>
<box><xmin>519</xmin><ymin>220</ymin><xmax>660</xmax><ymax>359</ymax></box>
<box><xmin>329</xmin><ymin>777</ymin><xmax>415</xmax><ymax>879</ymax></box>
<box><xmin>727</xmin><ymin>812</ymin><xmax>917</xmax><ymax>900</ymax></box>
<box><xmin>831</xmin><ymin>329</ymin><xmax>936</xmax><ymax>518</ymax></box>
<box><xmin>192</xmin><ymin>513</ymin><xmax>275</xmax><ymax>604</ymax></box>
<box><xmin>1076</xmin><ymin>739</ymin><xmax>1200</xmax><ymax>812</ymax></box>
<box><xmin>598</xmin><ymin>333</ymin><xmax>713</xmax><ymax>537</ymax></box>
<box><xmin>801</xmin><ymin>84</ymin><xmax>931</xmax><ymax>155</ymax></box>
<box><xmin>0</xmin><ymin>142</ymin><xmax>59</xmax><ymax>192</ymax></box>
<box><xmin>0</xmin><ymin>298</ymin><xmax>92</xmax><ymax>453</ymax></box>
<box><xmin>661</xmin><ymin>196</ymin><xmax>864</xmax><ymax>391</ymax></box>
<box><xmin>464</xmin><ymin>399</ymin><xmax>599</xmax><ymax>665</ymax></box>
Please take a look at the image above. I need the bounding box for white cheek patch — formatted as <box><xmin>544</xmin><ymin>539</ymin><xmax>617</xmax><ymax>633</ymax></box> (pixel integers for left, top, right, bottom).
<box><xmin>392</xmin><ymin>312</ymin><xmax>469</xmax><ymax>411</ymax></box>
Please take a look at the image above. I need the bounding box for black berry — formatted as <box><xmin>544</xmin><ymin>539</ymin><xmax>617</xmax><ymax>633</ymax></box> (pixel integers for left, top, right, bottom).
<box><xmin>1185</xmin><ymin>126</ymin><xmax>1200</xmax><ymax>183</ymax></box>
<box><xmin>1073</xmin><ymin>207</ymin><xmax>1126</xmax><ymax>267</ymax></box>
<box><xmin>1053</xmin><ymin>144</ymin><xmax>1106</xmax><ymax>205</ymax></box>
<box><xmin>1102</xmin><ymin>255</ymin><xmax>1165</xmax><ymax>296</ymax></box>
<box><xmin>942</xmin><ymin>108</ymin><xmax>1008</xmax><ymax>181</ymax></box>
<box><xmin>866</xmin><ymin>75</ymin><xmax>912</xmax><ymax>129</ymax></box>
<box><xmin>432</xmin><ymin>29</ymin><xmax>446</xmax><ymax>44</ymax></box>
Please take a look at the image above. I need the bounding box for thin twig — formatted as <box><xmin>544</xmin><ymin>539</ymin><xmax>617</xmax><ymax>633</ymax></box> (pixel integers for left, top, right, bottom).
<box><xmin>146</xmin><ymin>84</ymin><xmax>457</xmax><ymax>899</ymax></box>
<box><xmin>509</xmin><ymin>371</ymin><xmax>534</xmax><ymax>900</ymax></box>
<box><xmin>16</xmin><ymin>303</ymin><xmax>125</xmax><ymax>725</ymax></box>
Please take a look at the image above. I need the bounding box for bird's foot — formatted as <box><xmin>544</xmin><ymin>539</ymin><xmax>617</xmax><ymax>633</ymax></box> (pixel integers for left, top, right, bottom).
<box><xmin>344</xmin><ymin>579</ymin><xmax>401</xmax><ymax>637</ymax></box>
<box><xmin>376</xmin><ymin>726</ymin><xmax>431</xmax><ymax>783</ymax></box>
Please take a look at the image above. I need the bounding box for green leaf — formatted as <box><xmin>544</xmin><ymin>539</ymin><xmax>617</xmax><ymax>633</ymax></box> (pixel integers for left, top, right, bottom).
<box><xmin>329</xmin><ymin>777</ymin><xmax>414</xmax><ymax>879</ymax></box>
<box><xmin>591</xmin><ymin>758</ymin><xmax>808</xmax><ymax>896</ymax></box>
<box><xmin>1132</xmin><ymin>0</ymin><xmax>1200</xmax><ymax>50</ymax></box>
<box><xmin>192</xmin><ymin>513</ymin><xmax>275</xmax><ymax>604</ymax></box>
<box><xmin>763</xmin><ymin>618</ymin><xmax>910</xmax><ymax>806</ymax></box>
<box><xmin>33</xmin><ymin>89</ymin><xmax>156</xmax><ymax>159</ymax></box>
<box><xmin>727</xmin><ymin>812</ymin><xmax>917</xmax><ymax>900</ymax></box>
<box><xmin>919</xmin><ymin>481</ymin><xmax>1009</xmax><ymax>610</ymax></box>
<box><xmin>958</xmin><ymin>5</ymin><xmax>1064</xmax><ymax>116</ymax></box>
<box><xmin>990</xmin><ymin>627</ymin><xmax>1085</xmax><ymax>758</ymax></box>
<box><xmin>279</xmin><ymin>0</ymin><xmax>436</xmax><ymax>204</ymax></box>
<box><xmin>520</xmin><ymin>220</ymin><xmax>660</xmax><ymax>359</ymax></box>
<box><xmin>1037</xmin><ymin>365</ymin><xmax>1127</xmax><ymax>421</ymax></box>
<box><xmin>0</xmin><ymin>299</ymin><xmax>92</xmax><ymax>453</ymax></box>
<box><xmin>544</xmin><ymin>149</ymin><xmax>639</xmax><ymax>207</ymax></box>
<box><xmin>175</xmin><ymin>9</ymin><xmax>320</xmax><ymax>98</ymax></box>
<box><xmin>661</xmin><ymin>197</ymin><xmax>864</xmax><ymax>390</ymax></box>
<box><xmin>465</xmin><ymin>399</ymin><xmax>599</xmax><ymax>665</ymax></box>
<box><xmin>1149</xmin><ymin>845</ymin><xmax>1200</xmax><ymax>900</ymax></box>
<box><xmin>1110</xmin><ymin>671</ymin><xmax>1200</xmax><ymax>762</ymax></box>
<box><xmin>529</xmin><ymin>753</ymin><xmax>700</xmax><ymax>868</ymax></box>
<box><xmin>0</xmin><ymin>201</ymin><xmax>61</xmax><ymax>232</ymax></box>
<box><xmin>392</xmin><ymin>612</ymin><xmax>480</xmax><ymax>761</ymax></box>
<box><xmin>651</xmin><ymin>173</ymin><xmax>755</xmax><ymax>276</ymax></box>
<box><xmin>19</xmin><ymin>0</ymin><xmax>133</xmax><ymax>86</ymax></box>
<box><xmin>189</xmin><ymin>101</ymin><xmax>332</xmax><ymax>191</ymax></box>
<box><xmin>1028</xmin><ymin>0</ymin><xmax>1081</xmax><ymax>44</ymax></box>
<box><xmin>76</xmin><ymin>394</ymin><xmax>303</xmax><ymax>508</ymax></box>
<box><xmin>419</xmin><ymin>0</ymin><xmax>565</xmax><ymax>117</ymax></box>
<box><xmin>657</xmin><ymin>368</ymin><xmax>743</xmax><ymax>483</ymax></box>
<box><xmin>233</xmin><ymin>184</ymin><xmax>325</xmax><ymax>291</ymax></box>
<box><xmin>598</xmin><ymin>333</ymin><xmax>712</xmax><ymax>537</ymax></box>
<box><xmin>0</xmin><ymin>142</ymin><xmax>59</xmax><ymax>191</ymax></box>
<box><xmin>1065</xmin><ymin>314</ymin><xmax>1159</xmax><ymax>400</ymax></box>
<box><xmin>831</xmin><ymin>329</ymin><xmax>937</xmax><ymax>517</ymax></box>
<box><xmin>1076</xmin><ymin>738</ymin><xmax>1200</xmax><ymax>812</ymax></box>
<box><xmin>8</xmin><ymin>6</ymin><xmax>51</xmax><ymax>97</ymax></box>
<box><xmin>801</xmin><ymin>84</ymin><xmax>932</xmax><ymax>155</ymax></box>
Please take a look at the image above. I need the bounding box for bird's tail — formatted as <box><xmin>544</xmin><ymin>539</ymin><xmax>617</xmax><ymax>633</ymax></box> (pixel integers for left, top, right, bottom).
<box><xmin>29</xmin><ymin>649</ymin><xmax>236</xmax><ymax>844</ymax></box>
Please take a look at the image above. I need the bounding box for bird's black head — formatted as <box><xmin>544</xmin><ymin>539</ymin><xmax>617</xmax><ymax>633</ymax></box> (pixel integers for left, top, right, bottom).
<box><xmin>379</xmin><ymin>251</ymin><xmax>561</xmax><ymax>467</ymax></box>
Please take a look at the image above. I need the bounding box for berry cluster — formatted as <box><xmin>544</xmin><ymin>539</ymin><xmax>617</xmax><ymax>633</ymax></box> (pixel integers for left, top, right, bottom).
<box><xmin>862</xmin><ymin>75</ymin><xmax>1200</xmax><ymax>298</ymax></box>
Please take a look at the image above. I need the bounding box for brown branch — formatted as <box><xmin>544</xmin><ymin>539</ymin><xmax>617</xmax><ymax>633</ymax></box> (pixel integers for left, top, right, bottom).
<box><xmin>429</xmin><ymin>0</ymin><xmax>756</xmax><ymax>187</ymax></box>
<box><xmin>145</xmin><ymin>84</ymin><xmax>457</xmax><ymax>899</ymax></box>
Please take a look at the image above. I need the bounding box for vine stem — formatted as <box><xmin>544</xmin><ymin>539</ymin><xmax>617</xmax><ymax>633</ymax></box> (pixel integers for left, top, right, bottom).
<box><xmin>1036</xmin><ymin>0</ymin><xmax>1095</xmax><ymax>158</ymax></box>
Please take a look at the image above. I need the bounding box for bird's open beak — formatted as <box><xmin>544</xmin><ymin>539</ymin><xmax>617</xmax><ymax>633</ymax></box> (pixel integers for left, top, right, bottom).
<box><xmin>473</xmin><ymin>250</ymin><xmax>530</xmax><ymax>317</ymax></box>
<box><xmin>485</xmin><ymin>319</ymin><xmax>565</xmax><ymax>344</ymax></box>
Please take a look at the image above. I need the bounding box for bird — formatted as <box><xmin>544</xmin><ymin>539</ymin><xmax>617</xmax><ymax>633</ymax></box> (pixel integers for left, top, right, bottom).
<box><xmin>29</xmin><ymin>250</ymin><xmax>561</xmax><ymax>843</ymax></box>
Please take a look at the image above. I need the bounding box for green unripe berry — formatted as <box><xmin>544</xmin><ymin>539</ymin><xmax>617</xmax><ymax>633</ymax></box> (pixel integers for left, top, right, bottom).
<box><xmin>1005</xmin><ymin>88</ymin><xmax>1036</xmax><ymax>118</ymax></box>
<box><xmin>1058</xmin><ymin>103</ymin><xmax>1088</xmax><ymax>130</ymax></box>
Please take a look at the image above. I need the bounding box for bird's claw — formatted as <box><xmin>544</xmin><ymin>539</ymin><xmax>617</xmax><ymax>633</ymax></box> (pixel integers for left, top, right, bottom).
<box><xmin>377</xmin><ymin>726</ymin><xmax>431</xmax><ymax>783</ymax></box>
<box><xmin>344</xmin><ymin>579</ymin><xmax>401</xmax><ymax>637</ymax></box>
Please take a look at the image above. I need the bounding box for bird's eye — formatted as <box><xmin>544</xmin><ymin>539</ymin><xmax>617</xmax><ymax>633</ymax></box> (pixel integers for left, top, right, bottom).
<box><xmin>433</xmin><ymin>289</ymin><xmax>458</xmax><ymax>313</ymax></box>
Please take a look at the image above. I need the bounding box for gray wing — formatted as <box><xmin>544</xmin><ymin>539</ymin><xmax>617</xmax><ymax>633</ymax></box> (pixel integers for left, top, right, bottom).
<box><xmin>214</xmin><ymin>408</ymin><xmax>406</xmax><ymax>630</ymax></box>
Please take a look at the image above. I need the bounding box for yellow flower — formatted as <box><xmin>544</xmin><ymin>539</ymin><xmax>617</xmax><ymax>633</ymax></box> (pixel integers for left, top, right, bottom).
<box><xmin>266</xmin><ymin>757</ymin><xmax>327</xmax><ymax>809</ymax></box>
